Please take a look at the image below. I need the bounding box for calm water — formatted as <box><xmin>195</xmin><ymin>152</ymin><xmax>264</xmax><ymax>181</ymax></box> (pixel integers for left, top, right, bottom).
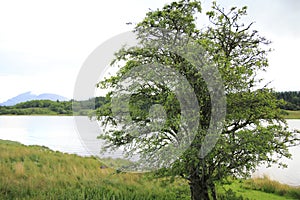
<box><xmin>0</xmin><ymin>116</ymin><xmax>299</xmax><ymax>185</ymax></box>
<box><xmin>0</xmin><ymin>116</ymin><xmax>91</xmax><ymax>156</ymax></box>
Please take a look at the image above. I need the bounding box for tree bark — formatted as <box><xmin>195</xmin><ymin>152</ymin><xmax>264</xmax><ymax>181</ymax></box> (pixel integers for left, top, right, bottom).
<box><xmin>210</xmin><ymin>183</ymin><xmax>217</xmax><ymax>200</ymax></box>
<box><xmin>189</xmin><ymin>175</ymin><xmax>210</xmax><ymax>200</ymax></box>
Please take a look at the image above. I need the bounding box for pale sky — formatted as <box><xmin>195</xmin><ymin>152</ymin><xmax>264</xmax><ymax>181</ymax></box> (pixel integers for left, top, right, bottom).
<box><xmin>0</xmin><ymin>0</ymin><xmax>299</xmax><ymax>102</ymax></box>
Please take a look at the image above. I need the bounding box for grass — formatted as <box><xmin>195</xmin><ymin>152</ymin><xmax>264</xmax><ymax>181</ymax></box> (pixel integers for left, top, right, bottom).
<box><xmin>0</xmin><ymin>139</ymin><xmax>190</xmax><ymax>200</ymax></box>
<box><xmin>283</xmin><ymin>110</ymin><xmax>300</xmax><ymax>119</ymax></box>
<box><xmin>1</xmin><ymin>139</ymin><xmax>300</xmax><ymax>199</ymax></box>
<box><xmin>243</xmin><ymin>176</ymin><xmax>300</xmax><ymax>199</ymax></box>
<box><xmin>217</xmin><ymin>177</ymin><xmax>300</xmax><ymax>200</ymax></box>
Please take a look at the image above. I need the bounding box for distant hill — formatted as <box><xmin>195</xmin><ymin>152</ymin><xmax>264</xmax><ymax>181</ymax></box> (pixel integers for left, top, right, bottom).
<box><xmin>0</xmin><ymin>92</ymin><xmax>69</xmax><ymax>106</ymax></box>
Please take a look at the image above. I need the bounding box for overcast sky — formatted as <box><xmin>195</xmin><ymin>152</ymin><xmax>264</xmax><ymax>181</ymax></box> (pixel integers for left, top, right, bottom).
<box><xmin>0</xmin><ymin>0</ymin><xmax>299</xmax><ymax>102</ymax></box>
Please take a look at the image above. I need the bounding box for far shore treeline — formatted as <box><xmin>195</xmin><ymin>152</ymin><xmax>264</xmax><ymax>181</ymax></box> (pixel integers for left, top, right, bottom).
<box><xmin>276</xmin><ymin>91</ymin><xmax>300</xmax><ymax>110</ymax></box>
<box><xmin>0</xmin><ymin>97</ymin><xmax>106</xmax><ymax>116</ymax></box>
<box><xmin>0</xmin><ymin>91</ymin><xmax>299</xmax><ymax>116</ymax></box>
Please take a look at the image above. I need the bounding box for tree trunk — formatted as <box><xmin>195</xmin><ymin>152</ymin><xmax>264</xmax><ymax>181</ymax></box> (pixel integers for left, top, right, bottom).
<box><xmin>210</xmin><ymin>183</ymin><xmax>217</xmax><ymax>200</ymax></box>
<box><xmin>189</xmin><ymin>175</ymin><xmax>210</xmax><ymax>200</ymax></box>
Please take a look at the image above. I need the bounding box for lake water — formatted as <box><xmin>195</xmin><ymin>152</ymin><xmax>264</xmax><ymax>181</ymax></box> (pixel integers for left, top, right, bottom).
<box><xmin>0</xmin><ymin>116</ymin><xmax>299</xmax><ymax>186</ymax></box>
<box><xmin>0</xmin><ymin>116</ymin><xmax>91</xmax><ymax>156</ymax></box>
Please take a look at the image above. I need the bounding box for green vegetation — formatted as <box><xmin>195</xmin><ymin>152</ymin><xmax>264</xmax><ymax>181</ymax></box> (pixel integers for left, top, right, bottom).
<box><xmin>0</xmin><ymin>97</ymin><xmax>106</xmax><ymax>116</ymax></box>
<box><xmin>0</xmin><ymin>0</ymin><xmax>298</xmax><ymax>198</ymax></box>
<box><xmin>1</xmin><ymin>139</ymin><xmax>300</xmax><ymax>200</ymax></box>
<box><xmin>276</xmin><ymin>91</ymin><xmax>300</xmax><ymax>118</ymax></box>
<box><xmin>276</xmin><ymin>91</ymin><xmax>300</xmax><ymax>110</ymax></box>
<box><xmin>242</xmin><ymin>176</ymin><xmax>300</xmax><ymax>199</ymax></box>
<box><xmin>96</xmin><ymin>1</ymin><xmax>299</xmax><ymax>199</ymax></box>
<box><xmin>0</xmin><ymin>93</ymin><xmax>298</xmax><ymax>118</ymax></box>
<box><xmin>0</xmin><ymin>139</ymin><xmax>190</xmax><ymax>200</ymax></box>
<box><xmin>284</xmin><ymin>110</ymin><xmax>300</xmax><ymax>119</ymax></box>
<box><xmin>217</xmin><ymin>177</ymin><xmax>300</xmax><ymax>200</ymax></box>
<box><xmin>0</xmin><ymin>100</ymin><xmax>72</xmax><ymax>115</ymax></box>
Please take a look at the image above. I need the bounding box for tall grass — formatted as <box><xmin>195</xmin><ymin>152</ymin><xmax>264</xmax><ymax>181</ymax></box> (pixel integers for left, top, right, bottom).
<box><xmin>0</xmin><ymin>139</ymin><xmax>189</xmax><ymax>199</ymax></box>
<box><xmin>243</xmin><ymin>175</ymin><xmax>300</xmax><ymax>199</ymax></box>
<box><xmin>2</xmin><ymin>139</ymin><xmax>300</xmax><ymax>199</ymax></box>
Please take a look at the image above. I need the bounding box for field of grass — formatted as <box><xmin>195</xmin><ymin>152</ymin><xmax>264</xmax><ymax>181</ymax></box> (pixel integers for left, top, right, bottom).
<box><xmin>0</xmin><ymin>140</ymin><xmax>190</xmax><ymax>199</ymax></box>
<box><xmin>284</xmin><ymin>110</ymin><xmax>300</xmax><ymax>119</ymax></box>
<box><xmin>217</xmin><ymin>177</ymin><xmax>300</xmax><ymax>200</ymax></box>
<box><xmin>243</xmin><ymin>176</ymin><xmax>300</xmax><ymax>199</ymax></box>
<box><xmin>1</xmin><ymin>139</ymin><xmax>299</xmax><ymax>199</ymax></box>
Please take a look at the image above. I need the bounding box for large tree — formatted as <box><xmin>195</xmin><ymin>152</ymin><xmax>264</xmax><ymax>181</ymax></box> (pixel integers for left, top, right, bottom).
<box><xmin>96</xmin><ymin>1</ymin><xmax>299</xmax><ymax>199</ymax></box>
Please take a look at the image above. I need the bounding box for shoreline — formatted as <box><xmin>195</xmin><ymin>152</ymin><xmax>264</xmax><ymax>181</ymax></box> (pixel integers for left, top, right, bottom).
<box><xmin>0</xmin><ymin>109</ymin><xmax>299</xmax><ymax>119</ymax></box>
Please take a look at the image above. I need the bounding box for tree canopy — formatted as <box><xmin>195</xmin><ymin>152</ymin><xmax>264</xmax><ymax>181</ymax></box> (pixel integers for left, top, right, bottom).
<box><xmin>96</xmin><ymin>1</ymin><xmax>299</xmax><ymax>199</ymax></box>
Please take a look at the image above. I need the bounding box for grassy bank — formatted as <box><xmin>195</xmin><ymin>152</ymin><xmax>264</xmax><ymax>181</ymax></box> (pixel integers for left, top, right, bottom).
<box><xmin>0</xmin><ymin>140</ymin><xmax>189</xmax><ymax>199</ymax></box>
<box><xmin>284</xmin><ymin>110</ymin><xmax>300</xmax><ymax>119</ymax></box>
<box><xmin>1</xmin><ymin>139</ymin><xmax>299</xmax><ymax>199</ymax></box>
<box><xmin>217</xmin><ymin>177</ymin><xmax>300</xmax><ymax>200</ymax></box>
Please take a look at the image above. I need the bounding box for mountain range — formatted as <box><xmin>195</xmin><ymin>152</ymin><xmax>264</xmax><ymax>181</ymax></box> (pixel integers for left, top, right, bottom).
<box><xmin>0</xmin><ymin>92</ymin><xmax>69</xmax><ymax>106</ymax></box>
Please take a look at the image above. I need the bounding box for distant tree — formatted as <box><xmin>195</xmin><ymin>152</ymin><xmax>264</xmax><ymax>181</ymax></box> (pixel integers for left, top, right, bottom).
<box><xmin>0</xmin><ymin>100</ymin><xmax>73</xmax><ymax>115</ymax></box>
<box><xmin>276</xmin><ymin>91</ymin><xmax>300</xmax><ymax>110</ymax></box>
<box><xmin>97</xmin><ymin>1</ymin><xmax>299</xmax><ymax>199</ymax></box>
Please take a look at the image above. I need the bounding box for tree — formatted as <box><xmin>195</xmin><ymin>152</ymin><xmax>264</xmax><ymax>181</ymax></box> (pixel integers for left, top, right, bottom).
<box><xmin>96</xmin><ymin>1</ymin><xmax>299</xmax><ymax>199</ymax></box>
<box><xmin>276</xmin><ymin>91</ymin><xmax>300</xmax><ymax>110</ymax></box>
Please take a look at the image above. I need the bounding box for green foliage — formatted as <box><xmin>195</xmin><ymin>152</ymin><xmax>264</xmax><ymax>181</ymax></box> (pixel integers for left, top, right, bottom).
<box><xmin>0</xmin><ymin>100</ymin><xmax>72</xmax><ymax>115</ymax></box>
<box><xmin>0</xmin><ymin>97</ymin><xmax>107</xmax><ymax>116</ymax></box>
<box><xmin>96</xmin><ymin>1</ymin><xmax>299</xmax><ymax>199</ymax></box>
<box><xmin>72</xmin><ymin>96</ymin><xmax>107</xmax><ymax>116</ymax></box>
<box><xmin>276</xmin><ymin>91</ymin><xmax>300</xmax><ymax>110</ymax></box>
